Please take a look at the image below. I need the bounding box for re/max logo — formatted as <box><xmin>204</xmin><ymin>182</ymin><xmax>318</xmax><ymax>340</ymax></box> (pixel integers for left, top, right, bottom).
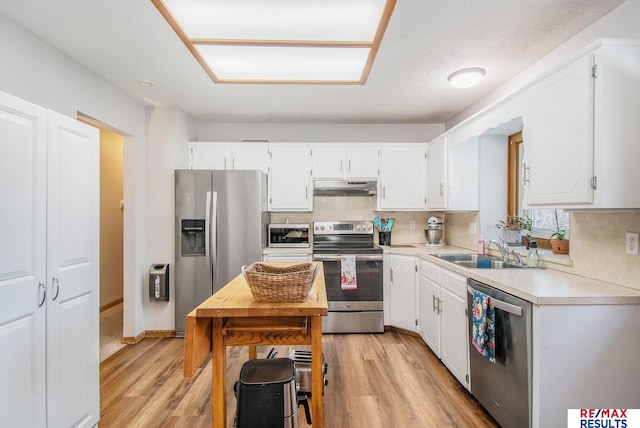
<box><xmin>582</xmin><ymin>409</ymin><xmax>628</xmax><ymax>419</ymax></box>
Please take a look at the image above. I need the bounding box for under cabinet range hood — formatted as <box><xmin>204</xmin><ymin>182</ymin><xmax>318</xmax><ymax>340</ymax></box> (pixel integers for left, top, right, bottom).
<box><xmin>313</xmin><ymin>180</ymin><xmax>378</xmax><ymax>196</ymax></box>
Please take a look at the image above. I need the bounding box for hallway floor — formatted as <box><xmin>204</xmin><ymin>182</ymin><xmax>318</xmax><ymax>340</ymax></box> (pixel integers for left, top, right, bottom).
<box><xmin>100</xmin><ymin>302</ymin><xmax>126</xmax><ymax>362</ymax></box>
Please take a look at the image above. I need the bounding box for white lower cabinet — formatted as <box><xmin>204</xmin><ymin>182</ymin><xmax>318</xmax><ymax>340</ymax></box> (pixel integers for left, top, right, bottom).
<box><xmin>386</xmin><ymin>254</ymin><xmax>418</xmax><ymax>332</ymax></box>
<box><xmin>0</xmin><ymin>91</ymin><xmax>100</xmax><ymax>427</ymax></box>
<box><xmin>418</xmin><ymin>259</ymin><xmax>469</xmax><ymax>389</ymax></box>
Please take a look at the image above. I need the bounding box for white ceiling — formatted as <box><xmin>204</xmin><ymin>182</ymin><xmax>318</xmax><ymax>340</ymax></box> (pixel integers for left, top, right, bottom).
<box><xmin>0</xmin><ymin>0</ymin><xmax>626</xmax><ymax>124</ymax></box>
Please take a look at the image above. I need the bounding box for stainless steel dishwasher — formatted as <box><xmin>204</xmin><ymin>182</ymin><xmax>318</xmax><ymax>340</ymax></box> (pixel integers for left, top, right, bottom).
<box><xmin>467</xmin><ymin>278</ymin><xmax>532</xmax><ymax>428</ymax></box>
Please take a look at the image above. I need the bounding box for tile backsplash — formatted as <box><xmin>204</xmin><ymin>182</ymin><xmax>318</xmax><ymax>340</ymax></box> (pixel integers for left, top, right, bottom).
<box><xmin>275</xmin><ymin>198</ymin><xmax>639</xmax><ymax>291</ymax></box>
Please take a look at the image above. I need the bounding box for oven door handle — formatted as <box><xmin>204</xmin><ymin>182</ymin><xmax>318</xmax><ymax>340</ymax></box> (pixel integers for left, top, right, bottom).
<box><xmin>313</xmin><ymin>254</ymin><xmax>383</xmax><ymax>262</ymax></box>
<box><xmin>467</xmin><ymin>285</ymin><xmax>523</xmax><ymax>316</ymax></box>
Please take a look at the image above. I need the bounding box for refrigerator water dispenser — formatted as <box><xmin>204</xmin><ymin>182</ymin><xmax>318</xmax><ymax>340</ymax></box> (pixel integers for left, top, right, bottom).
<box><xmin>180</xmin><ymin>219</ymin><xmax>205</xmax><ymax>256</ymax></box>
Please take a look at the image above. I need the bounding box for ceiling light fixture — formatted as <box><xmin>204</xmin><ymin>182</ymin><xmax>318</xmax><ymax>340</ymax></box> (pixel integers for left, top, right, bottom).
<box><xmin>151</xmin><ymin>0</ymin><xmax>396</xmax><ymax>84</ymax></box>
<box><xmin>137</xmin><ymin>79</ymin><xmax>156</xmax><ymax>87</ymax></box>
<box><xmin>447</xmin><ymin>67</ymin><xmax>486</xmax><ymax>88</ymax></box>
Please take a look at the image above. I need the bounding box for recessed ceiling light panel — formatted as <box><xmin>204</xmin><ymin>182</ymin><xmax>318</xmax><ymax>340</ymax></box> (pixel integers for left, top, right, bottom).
<box><xmin>152</xmin><ymin>0</ymin><xmax>396</xmax><ymax>84</ymax></box>
<box><xmin>197</xmin><ymin>45</ymin><xmax>371</xmax><ymax>81</ymax></box>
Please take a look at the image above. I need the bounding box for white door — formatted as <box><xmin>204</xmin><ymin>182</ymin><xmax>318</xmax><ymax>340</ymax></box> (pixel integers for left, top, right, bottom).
<box><xmin>46</xmin><ymin>111</ymin><xmax>100</xmax><ymax>427</ymax></box>
<box><xmin>269</xmin><ymin>146</ymin><xmax>312</xmax><ymax>211</ymax></box>
<box><xmin>231</xmin><ymin>145</ymin><xmax>270</xmax><ymax>173</ymax></box>
<box><xmin>379</xmin><ymin>146</ymin><xmax>426</xmax><ymax>210</ymax></box>
<box><xmin>522</xmin><ymin>53</ymin><xmax>594</xmax><ymax>206</ymax></box>
<box><xmin>0</xmin><ymin>92</ymin><xmax>48</xmax><ymax>427</ymax></box>
<box><xmin>346</xmin><ymin>146</ymin><xmax>379</xmax><ymax>179</ymax></box>
<box><xmin>190</xmin><ymin>143</ymin><xmax>229</xmax><ymax>169</ymax></box>
<box><xmin>312</xmin><ymin>146</ymin><xmax>344</xmax><ymax>179</ymax></box>
<box><xmin>419</xmin><ymin>274</ymin><xmax>441</xmax><ymax>356</ymax></box>
<box><xmin>440</xmin><ymin>288</ymin><xmax>468</xmax><ymax>388</ymax></box>
<box><xmin>427</xmin><ymin>137</ymin><xmax>447</xmax><ymax>209</ymax></box>
<box><xmin>388</xmin><ymin>255</ymin><xmax>417</xmax><ymax>332</ymax></box>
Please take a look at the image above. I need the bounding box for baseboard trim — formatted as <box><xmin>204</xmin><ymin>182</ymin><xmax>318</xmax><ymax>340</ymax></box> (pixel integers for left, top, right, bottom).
<box><xmin>100</xmin><ymin>297</ymin><xmax>123</xmax><ymax>312</ymax></box>
<box><xmin>122</xmin><ymin>331</ymin><xmax>145</xmax><ymax>345</ymax></box>
<box><xmin>145</xmin><ymin>330</ymin><xmax>177</xmax><ymax>338</ymax></box>
<box><xmin>122</xmin><ymin>330</ymin><xmax>177</xmax><ymax>344</ymax></box>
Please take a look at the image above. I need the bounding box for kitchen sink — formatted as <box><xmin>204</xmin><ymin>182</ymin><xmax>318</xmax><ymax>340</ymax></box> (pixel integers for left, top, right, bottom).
<box><xmin>430</xmin><ymin>253</ymin><xmax>526</xmax><ymax>269</ymax></box>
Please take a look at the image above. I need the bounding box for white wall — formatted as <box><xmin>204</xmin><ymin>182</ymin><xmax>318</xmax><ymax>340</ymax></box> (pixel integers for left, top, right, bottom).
<box><xmin>144</xmin><ymin>107</ymin><xmax>197</xmax><ymax>330</ymax></box>
<box><xmin>0</xmin><ymin>14</ymin><xmax>149</xmax><ymax>337</ymax></box>
<box><xmin>197</xmin><ymin>122</ymin><xmax>444</xmax><ymax>142</ymax></box>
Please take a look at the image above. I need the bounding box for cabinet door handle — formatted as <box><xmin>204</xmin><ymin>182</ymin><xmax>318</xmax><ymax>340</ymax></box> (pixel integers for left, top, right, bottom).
<box><xmin>348</xmin><ymin>160</ymin><xmax>351</xmax><ymax>172</ymax></box>
<box><xmin>437</xmin><ymin>297</ymin><xmax>442</xmax><ymax>314</ymax></box>
<box><xmin>52</xmin><ymin>276</ymin><xmax>60</xmax><ymax>301</ymax></box>
<box><xmin>305</xmin><ymin>186</ymin><xmax>308</xmax><ymax>200</ymax></box>
<box><xmin>439</xmin><ymin>183</ymin><xmax>444</xmax><ymax>196</ymax></box>
<box><xmin>383</xmin><ymin>187</ymin><xmax>386</xmax><ymax>199</ymax></box>
<box><xmin>38</xmin><ymin>281</ymin><xmax>46</xmax><ymax>307</ymax></box>
<box><xmin>432</xmin><ymin>294</ymin><xmax>437</xmax><ymax>312</ymax></box>
<box><xmin>232</xmin><ymin>157</ymin><xmax>236</xmax><ymax>170</ymax></box>
<box><xmin>390</xmin><ymin>268</ymin><xmax>394</xmax><ymax>282</ymax></box>
<box><xmin>522</xmin><ymin>163</ymin><xmax>530</xmax><ymax>185</ymax></box>
<box><xmin>340</xmin><ymin>160</ymin><xmax>343</xmax><ymax>173</ymax></box>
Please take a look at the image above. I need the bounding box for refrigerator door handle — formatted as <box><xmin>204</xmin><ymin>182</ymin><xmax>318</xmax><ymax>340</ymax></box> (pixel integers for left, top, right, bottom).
<box><xmin>209</xmin><ymin>191</ymin><xmax>218</xmax><ymax>292</ymax></box>
<box><xmin>205</xmin><ymin>191</ymin><xmax>212</xmax><ymax>290</ymax></box>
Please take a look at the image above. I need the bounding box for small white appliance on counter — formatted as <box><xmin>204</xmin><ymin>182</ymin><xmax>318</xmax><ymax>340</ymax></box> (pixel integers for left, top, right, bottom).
<box><xmin>425</xmin><ymin>215</ymin><xmax>445</xmax><ymax>246</ymax></box>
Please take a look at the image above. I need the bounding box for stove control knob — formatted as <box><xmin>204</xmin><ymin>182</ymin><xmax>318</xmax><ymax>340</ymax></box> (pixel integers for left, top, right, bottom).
<box><xmin>356</xmin><ymin>225</ymin><xmax>362</xmax><ymax>231</ymax></box>
<box><xmin>314</xmin><ymin>225</ymin><xmax>319</xmax><ymax>231</ymax></box>
<box><xmin>321</xmin><ymin>226</ymin><xmax>325</xmax><ymax>230</ymax></box>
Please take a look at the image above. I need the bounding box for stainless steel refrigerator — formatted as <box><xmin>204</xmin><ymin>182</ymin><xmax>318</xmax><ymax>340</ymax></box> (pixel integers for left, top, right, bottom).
<box><xmin>174</xmin><ymin>169</ymin><xmax>270</xmax><ymax>336</ymax></box>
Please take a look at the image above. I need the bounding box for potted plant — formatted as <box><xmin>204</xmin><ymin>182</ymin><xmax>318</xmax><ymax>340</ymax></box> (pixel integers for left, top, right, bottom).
<box><xmin>549</xmin><ymin>230</ymin><xmax>569</xmax><ymax>254</ymax></box>
<box><xmin>548</xmin><ymin>210</ymin><xmax>569</xmax><ymax>254</ymax></box>
<box><xmin>495</xmin><ymin>215</ymin><xmax>532</xmax><ymax>245</ymax></box>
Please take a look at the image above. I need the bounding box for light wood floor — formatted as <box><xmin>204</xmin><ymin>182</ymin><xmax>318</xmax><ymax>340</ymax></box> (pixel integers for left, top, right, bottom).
<box><xmin>100</xmin><ymin>330</ymin><xmax>499</xmax><ymax>427</ymax></box>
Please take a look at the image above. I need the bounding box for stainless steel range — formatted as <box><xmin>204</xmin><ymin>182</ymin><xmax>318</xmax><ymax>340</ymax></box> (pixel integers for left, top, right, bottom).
<box><xmin>312</xmin><ymin>221</ymin><xmax>384</xmax><ymax>333</ymax></box>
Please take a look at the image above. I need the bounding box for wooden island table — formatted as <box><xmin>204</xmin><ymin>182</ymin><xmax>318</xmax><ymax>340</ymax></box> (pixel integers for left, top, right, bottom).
<box><xmin>183</xmin><ymin>262</ymin><xmax>328</xmax><ymax>428</ymax></box>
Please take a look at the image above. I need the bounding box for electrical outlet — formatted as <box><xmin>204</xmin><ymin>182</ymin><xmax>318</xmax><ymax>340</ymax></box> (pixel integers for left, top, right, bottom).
<box><xmin>626</xmin><ymin>232</ymin><xmax>639</xmax><ymax>255</ymax></box>
<box><xmin>409</xmin><ymin>220</ymin><xmax>416</xmax><ymax>230</ymax></box>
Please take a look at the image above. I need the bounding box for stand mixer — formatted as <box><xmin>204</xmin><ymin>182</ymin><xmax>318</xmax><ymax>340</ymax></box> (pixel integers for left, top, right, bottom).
<box><xmin>425</xmin><ymin>216</ymin><xmax>445</xmax><ymax>246</ymax></box>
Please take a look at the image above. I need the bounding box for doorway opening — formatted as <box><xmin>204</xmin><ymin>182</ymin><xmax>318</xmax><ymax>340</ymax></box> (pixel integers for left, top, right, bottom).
<box><xmin>80</xmin><ymin>117</ymin><xmax>126</xmax><ymax>362</ymax></box>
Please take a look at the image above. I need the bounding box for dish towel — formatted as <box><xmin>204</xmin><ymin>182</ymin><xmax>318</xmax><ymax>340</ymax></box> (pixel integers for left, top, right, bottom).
<box><xmin>471</xmin><ymin>289</ymin><xmax>496</xmax><ymax>363</ymax></box>
<box><xmin>340</xmin><ymin>255</ymin><xmax>357</xmax><ymax>290</ymax></box>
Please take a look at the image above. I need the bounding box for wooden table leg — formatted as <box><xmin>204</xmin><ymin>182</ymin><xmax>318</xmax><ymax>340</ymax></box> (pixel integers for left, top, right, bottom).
<box><xmin>212</xmin><ymin>318</ymin><xmax>226</xmax><ymax>428</ymax></box>
<box><xmin>248</xmin><ymin>346</ymin><xmax>257</xmax><ymax>360</ymax></box>
<box><xmin>310</xmin><ymin>316</ymin><xmax>323</xmax><ymax>427</ymax></box>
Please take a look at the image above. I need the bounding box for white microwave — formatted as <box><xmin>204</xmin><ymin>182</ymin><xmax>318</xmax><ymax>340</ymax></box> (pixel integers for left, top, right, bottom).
<box><xmin>268</xmin><ymin>224</ymin><xmax>310</xmax><ymax>248</ymax></box>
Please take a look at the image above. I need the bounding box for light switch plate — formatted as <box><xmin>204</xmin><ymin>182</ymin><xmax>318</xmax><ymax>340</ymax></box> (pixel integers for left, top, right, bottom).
<box><xmin>469</xmin><ymin>222</ymin><xmax>477</xmax><ymax>234</ymax></box>
<box><xmin>626</xmin><ymin>232</ymin><xmax>639</xmax><ymax>255</ymax></box>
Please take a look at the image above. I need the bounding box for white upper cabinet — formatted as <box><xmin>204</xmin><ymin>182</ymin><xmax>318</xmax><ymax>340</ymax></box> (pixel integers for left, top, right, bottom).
<box><xmin>448</xmin><ymin>136</ymin><xmax>480</xmax><ymax>211</ymax></box>
<box><xmin>427</xmin><ymin>136</ymin><xmax>480</xmax><ymax>211</ymax></box>
<box><xmin>189</xmin><ymin>142</ymin><xmax>270</xmax><ymax>173</ymax></box>
<box><xmin>523</xmin><ymin>39</ymin><xmax>640</xmax><ymax>209</ymax></box>
<box><xmin>378</xmin><ymin>144</ymin><xmax>427</xmax><ymax>210</ymax></box>
<box><xmin>269</xmin><ymin>144</ymin><xmax>313</xmax><ymax>211</ymax></box>
<box><xmin>311</xmin><ymin>144</ymin><xmax>379</xmax><ymax>180</ymax></box>
<box><xmin>426</xmin><ymin>137</ymin><xmax>447</xmax><ymax>210</ymax></box>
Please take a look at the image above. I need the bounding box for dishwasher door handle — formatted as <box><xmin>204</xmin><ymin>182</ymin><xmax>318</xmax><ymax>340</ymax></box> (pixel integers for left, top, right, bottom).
<box><xmin>467</xmin><ymin>285</ymin><xmax>523</xmax><ymax>316</ymax></box>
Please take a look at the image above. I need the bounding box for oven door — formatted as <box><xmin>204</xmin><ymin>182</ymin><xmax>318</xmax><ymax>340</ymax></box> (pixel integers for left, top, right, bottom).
<box><xmin>312</xmin><ymin>254</ymin><xmax>383</xmax><ymax>307</ymax></box>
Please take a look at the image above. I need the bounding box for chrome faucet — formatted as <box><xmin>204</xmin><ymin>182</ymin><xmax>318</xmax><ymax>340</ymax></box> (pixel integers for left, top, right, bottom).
<box><xmin>507</xmin><ymin>250</ymin><xmax>524</xmax><ymax>265</ymax></box>
<box><xmin>487</xmin><ymin>237</ymin><xmax>509</xmax><ymax>261</ymax></box>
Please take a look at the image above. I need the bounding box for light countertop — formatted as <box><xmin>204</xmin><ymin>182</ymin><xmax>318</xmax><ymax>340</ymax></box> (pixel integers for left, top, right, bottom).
<box><xmin>382</xmin><ymin>244</ymin><xmax>640</xmax><ymax>305</ymax></box>
<box><xmin>262</xmin><ymin>246</ymin><xmax>312</xmax><ymax>255</ymax></box>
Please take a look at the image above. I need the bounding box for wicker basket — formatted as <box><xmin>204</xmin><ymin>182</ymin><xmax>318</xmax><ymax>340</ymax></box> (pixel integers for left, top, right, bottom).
<box><xmin>242</xmin><ymin>263</ymin><xmax>318</xmax><ymax>303</ymax></box>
